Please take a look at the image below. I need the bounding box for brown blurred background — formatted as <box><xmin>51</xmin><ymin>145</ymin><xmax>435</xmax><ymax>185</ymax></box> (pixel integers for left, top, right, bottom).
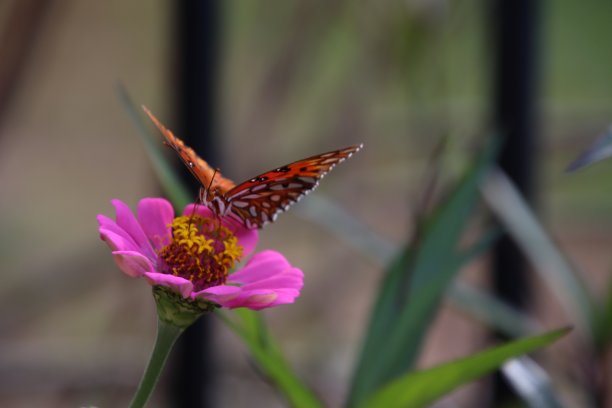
<box><xmin>0</xmin><ymin>0</ymin><xmax>611</xmax><ymax>407</ymax></box>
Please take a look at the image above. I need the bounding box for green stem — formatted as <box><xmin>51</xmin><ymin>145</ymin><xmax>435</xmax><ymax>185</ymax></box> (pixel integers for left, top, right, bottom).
<box><xmin>129</xmin><ymin>317</ymin><xmax>184</xmax><ymax>408</ymax></box>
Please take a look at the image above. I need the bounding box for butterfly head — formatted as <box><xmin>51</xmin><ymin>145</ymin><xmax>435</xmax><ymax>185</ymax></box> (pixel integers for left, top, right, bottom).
<box><xmin>198</xmin><ymin>172</ymin><xmax>230</xmax><ymax>219</ymax></box>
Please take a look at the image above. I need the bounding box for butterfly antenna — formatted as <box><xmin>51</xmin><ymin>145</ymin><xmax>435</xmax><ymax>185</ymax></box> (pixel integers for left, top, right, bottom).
<box><xmin>186</xmin><ymin>190</ymin><xmax>200</xmax><ymax>231</ymax></box>
<box><xmin>207</xmin><ymin>168</ymin><xmax>220</xmax><ymax>194</ymax></box>
<box><xmin>186</xmin><ymin>180</ymin><xmax>209</xmax><ymax>230</ymax></box>
<box><xmin>188</xmin><ymin>167</ymin><xmax>219</xmax><ymax>229</ymax></box>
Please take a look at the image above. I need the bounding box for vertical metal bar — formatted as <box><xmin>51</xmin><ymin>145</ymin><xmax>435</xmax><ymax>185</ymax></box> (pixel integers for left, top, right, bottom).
<box><xmin>0</xmin><ymin>0</ymin><xmax>54</xmax><ymax>126</ymax></box>
<box><xmin>491</xmin><ymin>0</ymin><xmax>540</xmax><ymax>404</ymax></box>
<box><xmin>169</xmin><ymin>1</ymin><xmax>221</xmax><ymax>407</ymax></box>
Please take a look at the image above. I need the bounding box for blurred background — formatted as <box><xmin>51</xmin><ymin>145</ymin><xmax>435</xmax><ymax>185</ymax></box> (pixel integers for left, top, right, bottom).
<box><xmin>0</xmin><ymin>0</ymin><xmax>611</xmax><ymax>407</ymax></box>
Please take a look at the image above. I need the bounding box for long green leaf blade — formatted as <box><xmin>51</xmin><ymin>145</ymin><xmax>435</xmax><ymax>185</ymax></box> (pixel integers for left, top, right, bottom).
<box><xmin>450</xmin><ymin>281</ymin><xmax>542</xmax><ymax>337</ymax></box>
<box><xmin>348</xmin><ymin>141</ymin><xmax>498</xmax><ymax>406</ymax></box>
<box><xmin>481</xmin><ymin>168</ymin><xmax>595</xmax><ymax>335</ymax></box>
<box><xmin>117</xmin><ymin>84</ymin><xmax>192</xmax><ymax>208</ymax></box>
<box><xmin>566</xmin><ymin>125</ymin><xmax>612</xmax><ymax>172</ymax></box>
<box><xmin>359</xmin><ymin>328</ymin><xmax>570</xmax><ymax>408</ymax></box>
<box><xmin>502</xmin><ymin>356</ymin><xmax>564</xmax><ymax>408</ymax></box>
<box><xmin>222</xmin><ymin>309</ymin><xmax>324</xmax><ymax>408</ymax></box>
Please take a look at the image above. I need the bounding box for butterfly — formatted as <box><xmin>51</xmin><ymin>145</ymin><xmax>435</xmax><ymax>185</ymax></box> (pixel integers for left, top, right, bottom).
<box><xmin>143</xmin><ymin>106</ymin><xmax>362</xmax><ymax>229</ymax></box>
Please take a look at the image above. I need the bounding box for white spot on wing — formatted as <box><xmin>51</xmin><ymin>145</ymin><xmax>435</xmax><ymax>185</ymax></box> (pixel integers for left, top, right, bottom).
<box><xmin>298</xmin><ymin>177</ymin><xmax>317</xmax><ymax>184</ymax></box>
<box><xmin>321</xmin><ymin>158</ymin><xmax>338</xmax><ymax>165</ymax></box>
<box><xmin>242</xmin><ymin>194</ymin><xmax>261</xmax><ymax>200</ymax></box>
<box><xmin>250</xmin><ymin>184</ymin><xmax>267</xmax><ymax>192</ymax></box>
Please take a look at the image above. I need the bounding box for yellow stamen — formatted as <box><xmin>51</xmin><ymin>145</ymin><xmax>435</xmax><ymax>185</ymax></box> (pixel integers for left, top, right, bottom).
<box><xmin>157</xmin><ymin>215</ymin><xmax>244</xmax><ymax>290</ymax></box>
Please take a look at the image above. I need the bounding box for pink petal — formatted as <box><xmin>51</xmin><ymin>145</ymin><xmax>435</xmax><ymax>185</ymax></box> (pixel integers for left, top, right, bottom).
<box><xmin>238</xmin><ymin>267</ymin><xmax>304</xmax><ymax>292</ymax></box>
<box><xmin>98</xmin><ymin>214</ymin><xmax>141</xmax><ymax>248</ymax></box>
<box><xmin>228</xmin><ymin>250</ymin><xmax>292</xmax><ymax>284</ymax></box>
<box><xmin>240</xmin><ymin>291</ymin><xmax>280</xmax><ymax>310</ymax></box>
<box><xmin>192</xmin><ymin>285</ymin><xmax>241</xmax><ymax>304</ymax></box>
<box><xmin>97</xmin><ymin>213</ymin><xmax>119</xmax><ymax>231</ymax></box>
<box><xmin>144</xmin><ymin>272</ymin><xmax>194</xmax><ymax>298</ymax></box>
<box><xmin>184</xmin><ymin>203</ymin><xmax>214</xmax><ymax>219</ymax></box>
<box><xmin>111</xmin><ymin>250</ymin><xmax>155</xmax><ymax>277</ymax></box>
<box><xmin>269</xmin><ymin>288</ymin><xmax>301</xmax><ymax>303</ymax></box>
<box><xmin>218</xmin><ymin>251</ymin><xmax>303</xmax><ymax>310</ymax></box>
<box><xmin>99</xmin><ymin>227</ymin><xmax>139</xmax><ymax>252</ymax></box>
<box><xmin>137</xmin><ymin>198</ymin><xmax>174</xmax><ymax>250</ymax></box>
<box><xmin>195</xmin><ymin>277</ymin><xmax>303</xmax><ymax>310</ymax></box>
<box><xmin>111</xmin><ymin>199</ymin><xmax>155</xmax><ymax>259</ymax></box>
<box><xmin>235</xmin><ymin>287</ymin><xmax>301</xmax><ymax>310</ymax></box>
<box><xmin>184</xmin><ymin>204</ymin><xmax>259</xmax><ymax>257</ymax></box>
<box><xmin>215</xmin><ymin>282</ymin><xmax>303</xmax><ymax>310</ymax></box>
<box><xmin>223</xmin><ymin>251</ymin><xmax>303</xmax><ymax>309</ymax></box>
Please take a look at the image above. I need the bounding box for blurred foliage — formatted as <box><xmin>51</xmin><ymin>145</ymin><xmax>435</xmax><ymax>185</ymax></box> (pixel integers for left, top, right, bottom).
<box><xmin>359</xmin><ymin>328</ymin><xmax>570</xmax><ymax>408</ymax></box>
<box><xmin>348</xmin><ymin>138</ymin><xmax>498</xmax><ymax>405</ymax></box>
<box><xmin>1</xmin><ymin>0</ymin><xmax>611</xmax><ymax>406</ymax></box>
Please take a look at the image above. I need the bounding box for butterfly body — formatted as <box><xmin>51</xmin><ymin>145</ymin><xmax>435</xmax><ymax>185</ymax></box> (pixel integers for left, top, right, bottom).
<box><xmin>143</xmin><ymin>106</ymin><xmax>362</xmax><ymax>229</ymax></box>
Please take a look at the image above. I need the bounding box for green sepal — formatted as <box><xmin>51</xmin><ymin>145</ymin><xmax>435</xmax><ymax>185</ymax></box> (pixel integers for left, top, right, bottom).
<box><xmin>152</xmin><ymin>286</ymin><xmax>218</xmax><ymax>329</ymax></box>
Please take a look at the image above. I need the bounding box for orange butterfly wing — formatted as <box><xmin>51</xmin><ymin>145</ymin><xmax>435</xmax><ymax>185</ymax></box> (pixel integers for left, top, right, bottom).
<box><xmin>143</xmin><ymin>106</ymin><xmax>362</xmax><ymax>229</ymax></box>
<box><xmin>142</xmin><ymin>106</ymin><xmax>236</xmax><ymax>193</ymax></box>
<box><xmin>224</xmin><ymin>145</ymin><xmax>363</xmax><ymax>229</ymax></box>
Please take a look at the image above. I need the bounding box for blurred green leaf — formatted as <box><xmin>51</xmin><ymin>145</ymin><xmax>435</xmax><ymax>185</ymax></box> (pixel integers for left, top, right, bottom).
<box><xmin>481</xmin><ymin>168</ymin><xmax>596</xmax><ymax>336</ymax></box>
<box><xmin>502</xmin><ymin>356</ymin><xmax>564</xmax><ymax>408</ymax></box>
<box><xmin>566</xmin><ymin>125</ymin><xmax>612</xmax><ymax>172</ymax></box>
<box><xmin>297</xmin><ymin>195</ymin><xmax>541</xmax><ymax>339</ymax></box>
<box><xmin>593</xmin><ymin>281</ymin><xmax>612</xmax><ymax>351</ymax></box>
<box><xmin>117</xmin><ymin>84</ymin><xmax>192</xmax><ymax>208</ymax></box>
<box><xmin>447</xmin><ymin>224</ymin><xmax>541</xmax><ymax>338</ymax></box>
<box><xmin>358</xmin><ymin>327</ymin><xmax>570</xmax><ymax>408</ymax></box>
<box><xmin>295</xmin><ymin>194</ymin><xmax>397</xmax><ymax>263</ymax></box>
<box><xmin>450</xmin><ymin>281</ymin><xmax>541</xmax><ymax>337</ymax></box>
<box><xmin>219</xmin><ymin>309</ymin><xmax>324</xmax><ymax>408</ymax></box>
<box><xmin>347</xmin><ymin>141</ymin><xmax>498</xmax><ymax>406</ymax></box>
<box><xmin>454</xmin><ymin>226</ymin><xmax>500</xmax><ymax>267</ymax></box>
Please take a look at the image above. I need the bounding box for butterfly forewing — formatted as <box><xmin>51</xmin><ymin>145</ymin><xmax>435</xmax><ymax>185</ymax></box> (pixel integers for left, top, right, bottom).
<box><xmin>225</xmin><ymin>144</ymin><xmax>363</xmax><ymax>228</ymax></box>
<box><xmin>143</xmin><ymin>106</ymin><xmax>236</xmax><ymax>193</ymax></box>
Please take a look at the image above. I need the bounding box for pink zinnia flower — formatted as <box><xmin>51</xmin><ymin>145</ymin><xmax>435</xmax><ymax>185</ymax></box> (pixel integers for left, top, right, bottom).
<box><xmin>97</xmin><ymin>198</ymin><xmax>303</xmax><ymax>311</ymax></box>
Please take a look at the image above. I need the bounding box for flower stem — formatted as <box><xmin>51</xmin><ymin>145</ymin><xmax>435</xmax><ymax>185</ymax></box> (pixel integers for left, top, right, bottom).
<box><xmin>129</xmin><ymin>317</ymin><xmax>184</xmax><ymax>408</ymax></box>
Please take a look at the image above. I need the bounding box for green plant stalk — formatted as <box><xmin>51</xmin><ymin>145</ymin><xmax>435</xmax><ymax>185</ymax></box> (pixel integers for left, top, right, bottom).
<box><xmin>129</xmin><ymin>318</ymin><xmax>184</xmax><ymax>408</ymax></box>
<box><xmin>225</xmin><ymin>309</ymin><xmax>325</xmax><ymax>408</ymax></box>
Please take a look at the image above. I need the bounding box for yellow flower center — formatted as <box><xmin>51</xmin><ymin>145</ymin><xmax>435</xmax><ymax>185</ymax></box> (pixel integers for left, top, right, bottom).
<box><xmin>157</xmin><ymin>215</ymin><xmax>243</xmax><ymax>291</ymax></box>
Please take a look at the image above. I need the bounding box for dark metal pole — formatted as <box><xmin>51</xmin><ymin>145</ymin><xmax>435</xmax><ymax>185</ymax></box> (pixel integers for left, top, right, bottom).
<box><xmin>0</xmin><ymin>0</ymin><xmax>54</xmax><ymax>128</ymax></box>
<box><xmin>169</xmin><ymin>1</ymin><xmax>221</xmax><ymax>407</ymax></box>
<box><xmin>491</xmin><ymin>0</ymin><xmax>540</xmax><ymax>404</ymax></box>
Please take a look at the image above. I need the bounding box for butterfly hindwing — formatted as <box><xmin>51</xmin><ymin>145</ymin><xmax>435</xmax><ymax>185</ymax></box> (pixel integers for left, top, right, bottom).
<box><xmin>226</xmin><ymin>182</ymin><xmax>315</xmax><ymax>229</ymax></box>
<box><xmin>225</xmin><ymin>144</ymin><xmax>363</xmax><ymax>228</ymax></box>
